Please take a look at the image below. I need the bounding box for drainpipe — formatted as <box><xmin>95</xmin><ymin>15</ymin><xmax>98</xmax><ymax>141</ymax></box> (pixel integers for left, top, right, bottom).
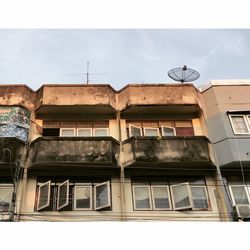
<box><xmin>117</xmin><ymin>110</ymin><xmax>126</xmax><ymax>221</ymax></box>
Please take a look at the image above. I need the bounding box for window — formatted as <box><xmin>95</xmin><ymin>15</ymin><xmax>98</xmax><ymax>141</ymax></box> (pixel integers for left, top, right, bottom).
<box><xmin>60</xmin><ymin>128</ymin><xmax>75</xmax><ymax>137</ymax></box>
<box><xmin>171</xmin><ymin>183</ymin><xmax>192</xmax><ymax>210</ymax></box>
<box><xmin>132</xmin><ymin>179</ymin><xmax>209</xmax><ymax>211</ymax></box>
<box><xmin>144</xmin><ymin>128</ymin><xmax>159</xmax><ymax>136</ymax></box>
<box><xmin>133</xmin><ymin>186</ymin><xmax>152</xmax><ymax>210</ymax></box>
<box><xmin>127</xmin><ymin>120</ymin><xmax>194</xmax><ymax>138</ymax></box>
<box><xmin>93</xmin><ymin>128</ymin><xmax>108</xmax><ymax>137</ymax></box>
<box><xmin>129</xmin><ymin>124</ymin><xmax>142</xmax><ymax>137</ymax></box>
<box><xmin>94</xmin><ymin>181</ymin><xmax>111</xmax><ymax>210</ymax></box>
<box><xmin>74</xmin><ymin>185</ymin><xmax>92</xmax><ymax>210</ymax></box>
<box><xmin>77</xmin><ymin>128</ymin><xmax>92</xmax><ymax>136</ymax></box>
<box><xmin>59</xmin><ymin>128</ymin><xmax>109</xmax><ymax>137</ymax></box>
<box><xmin>229</xmin><ymin>114</ymin><xmax>250</xmax><ymax>134</ymax></box>
<box><xmin>37</xmin><ymin>181</ymin><xmax>51</xmax><ymax>211</ymax></box>
<box><xmin>161</xmin><ymin>126</ymin><xmax>176</xmax><ymax>136</ymax></box>
<box><xmin>229</xmin><ymin>185</ymin><xmax>250</xmax><ymax>205</ymax></box>
<box><xmin>36</xmin><ymin>179</ymin><xmax>111</xmax><ymax>211</ymax></box>
<box><xmin>0</xmin><ymin>186</ymin><xmax>13</xmax><ymax>212</ymax></box>
<box><xmin>151</xmin><ymin>186</ymin><xmax>171</xmax><ymax>210</ymax></box>
<box><xmin>57</xmin><ymin>180</ymin><xmax>69</xmax><ymax>210</ymax></box>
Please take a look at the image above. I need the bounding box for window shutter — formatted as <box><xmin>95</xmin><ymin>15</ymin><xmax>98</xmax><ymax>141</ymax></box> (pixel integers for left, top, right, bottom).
<box><xmin>94</xmin><ymin>181</ymin><xmax>111</xmax><ymax>210</ymax></box>
<box><xmin>37</xmin><ymin>181</ymin><xmax>51</xmax><ymax>211</ymax></box>
<box><xmin>171</xmin><ymin>182</ymin><xmax>193</xmax><ymax>210</ymax></box>
<box><xmin>57</xmin><ymin>180</ymin><xmax>69</xmax><ymax>210</ymax></box>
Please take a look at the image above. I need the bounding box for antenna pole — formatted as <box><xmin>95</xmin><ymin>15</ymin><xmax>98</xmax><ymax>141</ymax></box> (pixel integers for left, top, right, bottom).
<box><xmin>86</xmin><ymin>61</ymin><xmax>90</xmax><ymax>84</ymax></box>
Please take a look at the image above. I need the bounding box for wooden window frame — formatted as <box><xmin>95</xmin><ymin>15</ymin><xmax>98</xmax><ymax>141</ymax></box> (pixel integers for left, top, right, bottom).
<box><xmin>0</xmin><ymin>185</ymin><xmax>14</xmax><ymax>212</ymax></box>
<box><xmin>190</xmin><ymin>185</ymin><xmax>209</xmax><ymax>210</ymax></box>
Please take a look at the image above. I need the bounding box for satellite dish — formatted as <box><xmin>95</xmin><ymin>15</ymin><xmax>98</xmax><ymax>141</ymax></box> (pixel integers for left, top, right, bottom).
<box><xmin>168</xmin><ymin>65</ymin><xmax>200</xmax><ymax>83</ymax></box>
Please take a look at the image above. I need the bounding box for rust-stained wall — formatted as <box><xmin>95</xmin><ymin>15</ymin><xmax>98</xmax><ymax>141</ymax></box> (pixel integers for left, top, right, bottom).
<box><xmin>117</xmin><ymin>84</ymin><xmax>199</xmax><ymax>110</ymax></box>
<box><xmin>36</xmin><ymin>84</ymin><xmax>117</xmax><ymax>110</ymax></box>
<box><xmin>0</xmin><ymin>85</ymin><xmax>36</xmax><ymax>111</ymax></box>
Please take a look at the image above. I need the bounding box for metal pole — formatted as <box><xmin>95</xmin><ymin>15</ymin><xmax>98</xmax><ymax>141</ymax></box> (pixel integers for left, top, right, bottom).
<box><xmin>86</xmin><ymin>61</ymin><xmax>90</xmax><ymax>84</ymax></box>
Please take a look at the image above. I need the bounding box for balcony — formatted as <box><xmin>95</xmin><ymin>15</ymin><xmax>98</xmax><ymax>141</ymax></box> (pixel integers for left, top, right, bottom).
<box><xmin>30</xmin><ymin>137</ymin><xmax>120</xmax><ymax>169</ymax></box>
<box><xmin>0</xmin><ymin>137</ymin><xmax>25</xmax><ymax>172</ymax></box>
<box><xmin>122</xmin><ymin>136</ymin><xmax>214</xmax><ymax>168</ymax></box>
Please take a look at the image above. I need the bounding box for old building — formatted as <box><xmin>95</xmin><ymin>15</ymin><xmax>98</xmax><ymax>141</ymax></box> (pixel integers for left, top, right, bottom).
<box><xmin>0</xmin><ymin>83</ymin><xmax>223</xmax><ymax>221</ymax></box>
<box><xmin>200</xmin><ymin>80</ymin><xmax>250</xmax><ymax>221</ymax></box>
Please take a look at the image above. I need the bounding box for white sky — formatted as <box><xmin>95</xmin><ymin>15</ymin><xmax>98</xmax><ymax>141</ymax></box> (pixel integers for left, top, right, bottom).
<box><xmin>1</xmin><ymin>1</ymin><xmax>250</xmax><ymax>91</ymax></box>
<box><xmin>0</xmin><ymin>29</ymin><xmax>249</xmax><ymax>91</ymax></box>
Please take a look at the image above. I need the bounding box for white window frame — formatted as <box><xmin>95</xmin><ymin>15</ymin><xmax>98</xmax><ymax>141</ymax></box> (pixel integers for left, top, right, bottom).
<box><xmin>37</xmin><ymin>180</ymin><xmax>51</xmax><ymax>211</ymax></box>
<box><xmin>229</xmin><ymin>114</ymin><xmax>250</xmax><ymax>135</ymax></box>
<box><xmin>170</xmin><ymin>182</ymin><xmax>193</xmax><ymax>210</ymax></box>
<box><xmin>76</xmin><ymin>128</ymin><xmax>92</xmax><ymax>137</ymax></box>
<box><xmin>161</xmin><ymin>126</ymin><xmax>176</xmax><ymax>136</ymax></box>
<box><xmin>0</xmin><ymin>185</ymin><xmax>14</xmax><ymax>212</ymax></box>
<box><xmin>74</xmin><ymin>185</ymin><xmax>93</xmax><ymax>211</ymax></box>
<box><xmin>60</xmin><ymin>128</ymin><xmax>76</xmax><ymax>137</ymax></box>
<box><xmin>190</xmin><ymin>185</ymin><xmax>209</xmax><ymax>210</ymax></box>
<box><xmin>57</xmin><ymin>180</ymin><xmax>70</xmax><ymax>210</ymax></box>
<box><xmin>132</xmin><ymin>185</ymin><xmax>152</xmax><ymax>210</ymax></box>
<box><xmin>94</xmin><ymin>181</ymin><xmax>111</xmax><ymax>210</ymax></box>
<box><xmin>151</xmin><ymin>185</ymin><xmax>172</xmax><ymax>210</ymax></box>
<box><xmin>93</xmin><ymin>128</ymin><xmax>109</xmax><ymax>137</ymax></box>
<box><xmin>143</xmin><ymin>127</ymin><xmax>160</xmax><ymax>137</ymax></box>
<box><xmin>229</xmin><ymin>185</ymin><xmax>250</xmax><ymax>206</ymax></box>
<box><xmin>129</xmin><ymin>124</ymin><xmax>142</xmax><ymax>137</ymax></box>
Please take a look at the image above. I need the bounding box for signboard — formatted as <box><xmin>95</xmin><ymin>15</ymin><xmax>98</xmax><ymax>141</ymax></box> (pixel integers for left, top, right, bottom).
<box><xmin>0</xmin><ymin>107</ymin><xmax>30</xmax><ymax>141</ymax></box>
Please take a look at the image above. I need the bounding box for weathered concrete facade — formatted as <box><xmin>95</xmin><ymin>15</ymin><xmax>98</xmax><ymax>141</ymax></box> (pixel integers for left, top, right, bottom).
<box><xmin>200</xmin><ymin>80</ymin><xmax>250</xmax><ymax>221</ymax></box>
<box><xmin>0</xmin><ymin>83</ymin><xmax>222</xmax><ymax>221</ymax></box>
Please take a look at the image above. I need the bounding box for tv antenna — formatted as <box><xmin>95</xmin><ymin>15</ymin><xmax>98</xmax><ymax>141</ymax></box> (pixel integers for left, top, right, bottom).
<box><xmin>67</xmin><ymin>61</ymin><xmax>107</xmax><ymax>84</ymax></box>
<box><xmin>167</xmin><ymin>65</ymin><xmax>200</xmax><ymax>83</ymax></box>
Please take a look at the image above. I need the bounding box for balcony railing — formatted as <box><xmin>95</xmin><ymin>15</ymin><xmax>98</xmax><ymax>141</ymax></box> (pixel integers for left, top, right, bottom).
<box><xmin>30</xmin><ymin>136</ymin><xmax>119</xmax><ymax>167</ymax></box>
<box><xmin>122</xmin><ymin>136</ymin><xmax>213</xmax><ymax>167</ymax></box>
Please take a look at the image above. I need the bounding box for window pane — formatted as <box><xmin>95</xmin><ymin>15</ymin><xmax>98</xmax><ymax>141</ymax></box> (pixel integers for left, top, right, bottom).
<box><xmin>134</xmin><ymin>186</ymin><xmax>151</xmax><ymax>209</ymax></box>
<box><xmin>38</xmin><ymin>182</ymin><xmax>50</xmax><ymax>210</ymax></box>
<box><xmin>152</xmin><ymin>186</ymin><xmax>170</xmax><ymax>209</ymax></box>
<box><xmin>0</xmin><ymin>187</ymin><xmax>12</xmax><ymax>212</ymax></box>
<box><xmin>172</xmin><ymin>183</ymin><xmax>191</xmax><ymax>209</ymax></box>
<box><xmin>75</xmin><ymin>186</ymin><xmax>91</xmax><ymax>209</ymax></box>
<box><xmin>191</xmin><ymin>187</ymin><xmax>208</xmax><ymax>209</ymax></box>
<box><xmin>231</xmin><ymin>186</ymin><xmax>249</xmax><ymax>205</ymax></box>
<box><xmin>95</xmin><ymin>182</ymin><xmax>110</xmax><ymax>209</ymax></box>
<box><xmin>144</xmin><ymin>128</ymin><xmax>159</xmax><ymax>136</ymax></box>
<box><xmin>57</xmin><ymin>181</ymin><xmax>69</xmax><ymax>210</ymax></box>
<box><xmin>77</xmin><ymin>129</ymin><xmax>91</xmax><ymax>136</ymax></box>
<box><xmin>231</xmin><ymin>116</ymin><xmax>248</xmax><ymax>133</ymax></box>
<box><xmin>130</xmin><ymin>126</ymin><xmax>141</xmax><ymax>136</ymax></box>
<box><xmin>162</xmin><ymin>127</ymin><xmax>175</xmax><ymax>136</ymax></box>
<box><xmin>94</xmin><ymin>128</ymin><xmax>108</xmax><ymax>136</ymax></box>
<box><xmin>61</xmin><ymin>129</ymin><xmax>75</xmax><ymax>136</ymax></box>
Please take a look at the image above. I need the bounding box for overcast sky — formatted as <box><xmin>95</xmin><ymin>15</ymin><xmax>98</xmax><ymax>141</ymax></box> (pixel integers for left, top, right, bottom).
<box><xmin>0</xmin><ymin>29</ymin><xmax>249</xmax><ymax>91</ymax></box>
